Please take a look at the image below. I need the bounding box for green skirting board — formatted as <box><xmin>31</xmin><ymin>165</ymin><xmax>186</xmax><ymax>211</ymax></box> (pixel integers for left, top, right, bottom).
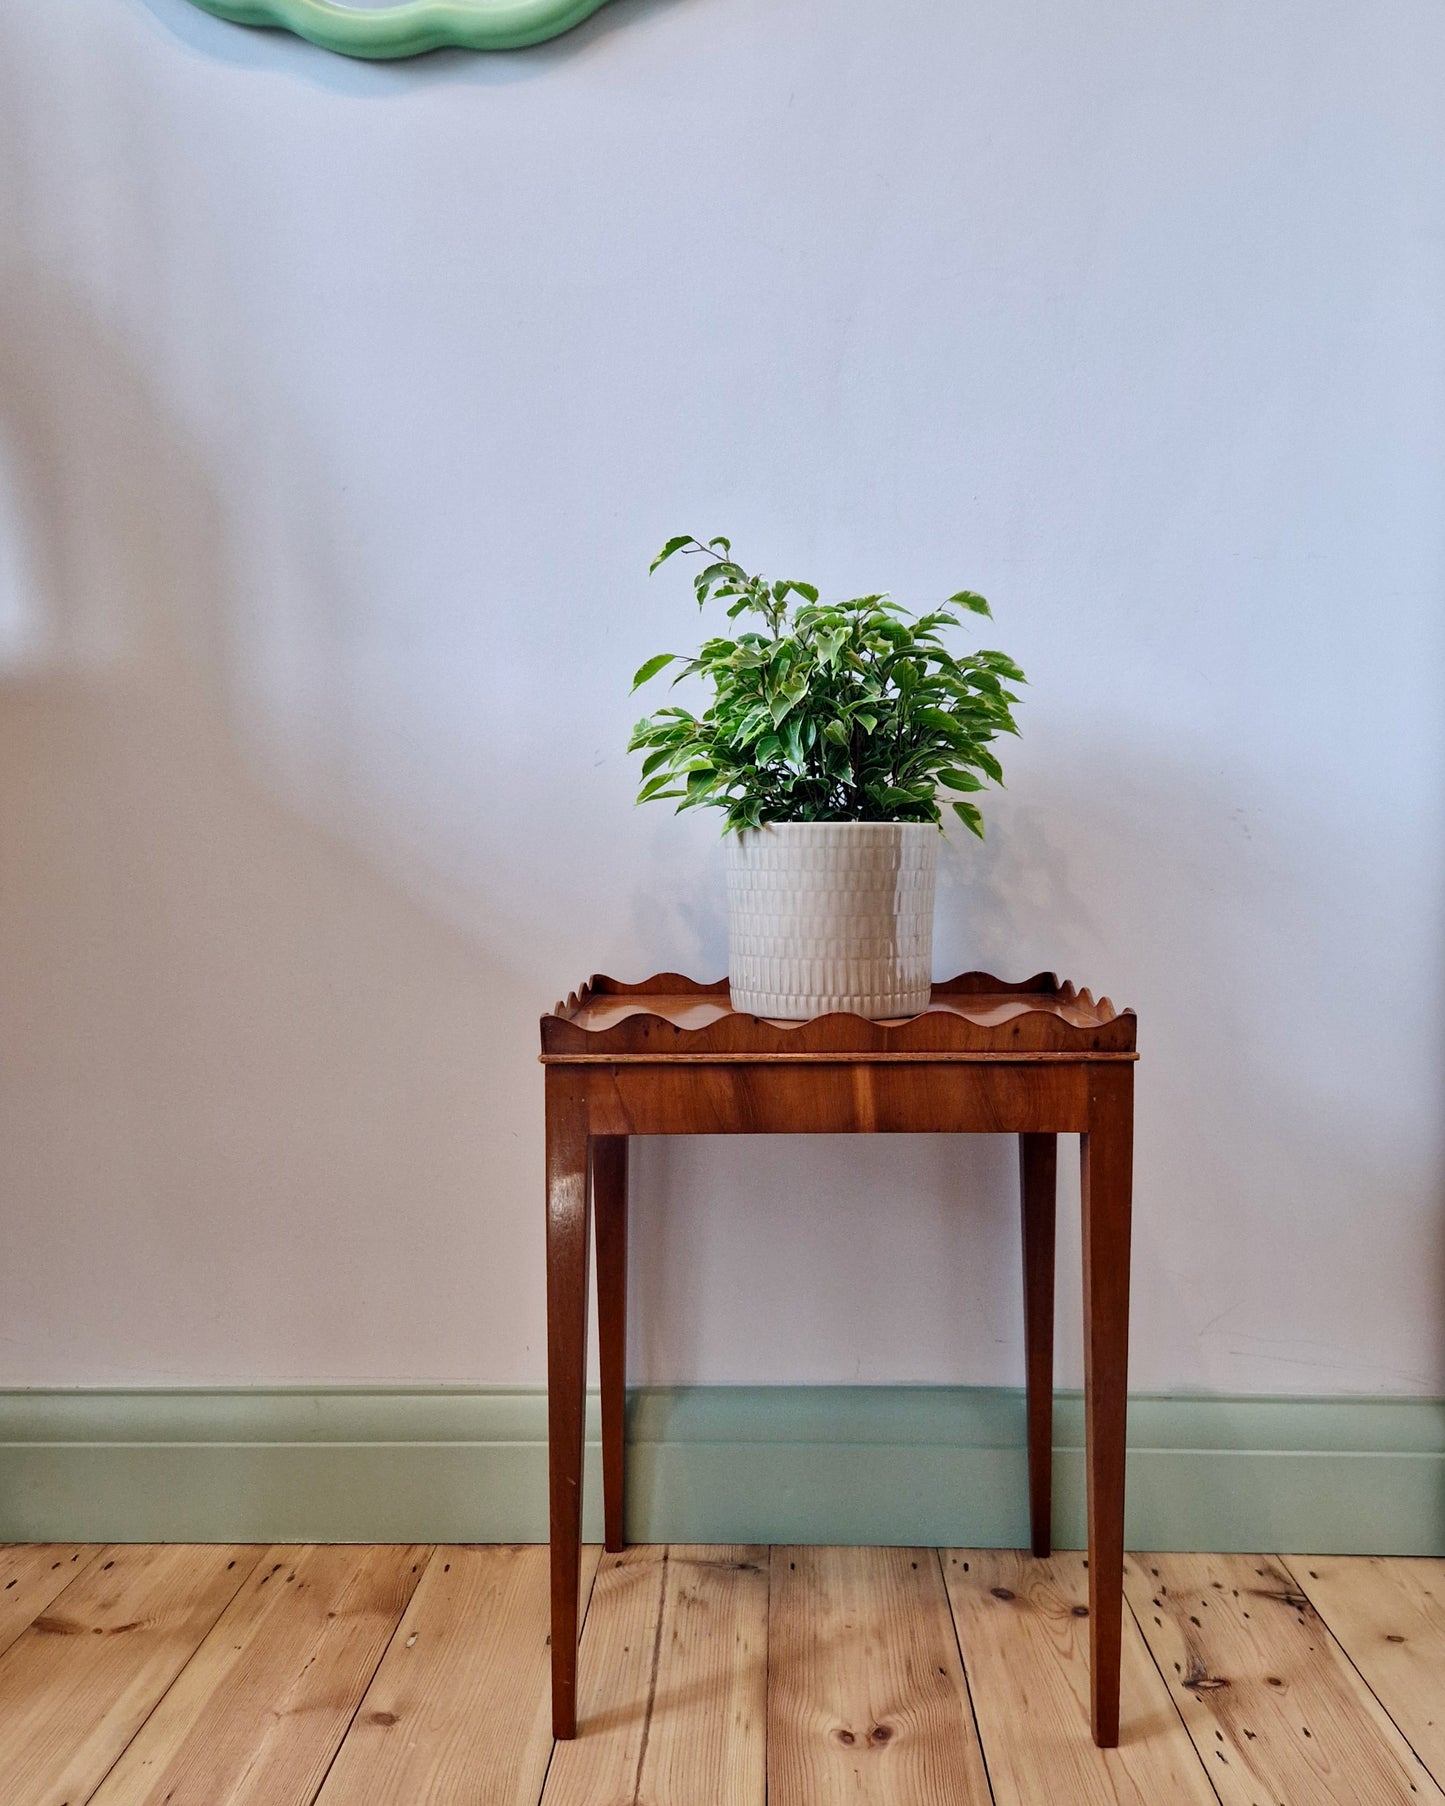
<box><xmin>0</xmin><ymin>1387</ymin><xmax>1440</xmax><ymax>1554</ymax></box>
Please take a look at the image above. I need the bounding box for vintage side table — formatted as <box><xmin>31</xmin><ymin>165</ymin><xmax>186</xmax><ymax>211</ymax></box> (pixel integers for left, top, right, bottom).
<box><xmin>539</xmin><ymin>970</ymin><xmax>1137</xmax><ymax>1747</ymax></box>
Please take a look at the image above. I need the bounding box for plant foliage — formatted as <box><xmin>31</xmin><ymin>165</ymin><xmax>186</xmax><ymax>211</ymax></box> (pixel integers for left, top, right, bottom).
<box><xmin>628</xmin><ymin>536</ymin><xmax>1024</xmax><ymax>836</ymax></box>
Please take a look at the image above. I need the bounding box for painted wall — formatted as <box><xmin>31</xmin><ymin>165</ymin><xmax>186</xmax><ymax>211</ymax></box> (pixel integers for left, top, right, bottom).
<box><xmin>1</xmin><ymin>0</ymin><xmax>1442</xmax><ymax>1396</ymax></box>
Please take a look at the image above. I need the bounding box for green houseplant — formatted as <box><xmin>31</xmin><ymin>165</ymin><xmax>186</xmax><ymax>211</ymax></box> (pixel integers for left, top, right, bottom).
<box><xmin>629</xmin><ymin>537</ymin><xmax>1025</xmax><ymax>1020</ymax></box>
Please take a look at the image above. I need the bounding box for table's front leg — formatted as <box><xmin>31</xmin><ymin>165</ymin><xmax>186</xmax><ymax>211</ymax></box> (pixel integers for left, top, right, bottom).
<box><xmin>546</xmin><ymin>1076</ymin><xmax>591</xmax><ymax>1740</ymax></box>
<box><xmin>1081</xmin><ymin>1063</ymin><xmax>1134</xmax><ymax>1748</ymax></box>
<box><xmin>593</xmin><ymin>1135</ymin><xmax>629</xmax><ymax>1554</ymax></box>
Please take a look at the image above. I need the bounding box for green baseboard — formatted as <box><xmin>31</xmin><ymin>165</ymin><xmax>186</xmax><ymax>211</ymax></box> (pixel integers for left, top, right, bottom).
<box><xmin>1</xmin><ymin>1387</ymin><xmax>1440</xmax><ymax>1554</ymax></box>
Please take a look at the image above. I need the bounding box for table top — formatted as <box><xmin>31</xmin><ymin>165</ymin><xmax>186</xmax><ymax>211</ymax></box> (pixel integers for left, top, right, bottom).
<box><xmin>541</xmin><ymin>972</ymin><xmax>1136</xmax><ymax>1060</ymax></box>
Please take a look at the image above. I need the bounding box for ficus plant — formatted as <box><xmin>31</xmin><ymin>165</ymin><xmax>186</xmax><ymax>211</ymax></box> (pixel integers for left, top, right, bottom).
<box><xmin>628</xmin><ymin>535</ymin><xmax>1025</xmax><ymax>836</ymax></box>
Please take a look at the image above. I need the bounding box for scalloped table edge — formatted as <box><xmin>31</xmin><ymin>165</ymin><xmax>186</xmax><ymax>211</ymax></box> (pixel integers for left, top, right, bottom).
<box><xmin>540</xmin><ymin>971</ymin><xmax>1139</xmax><ymax>1062</ymax></box>
<box><xmin>184</xmin><ymin>0</ymin><xmax>614</xmax><ymax>58</ymax></box>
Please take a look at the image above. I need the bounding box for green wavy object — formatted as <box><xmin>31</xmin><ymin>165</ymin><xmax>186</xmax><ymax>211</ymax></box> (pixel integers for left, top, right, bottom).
<box><xmin>184</xmin><ymin>0</ymin><xmax>615</xmax><ymax>58</ymax></box>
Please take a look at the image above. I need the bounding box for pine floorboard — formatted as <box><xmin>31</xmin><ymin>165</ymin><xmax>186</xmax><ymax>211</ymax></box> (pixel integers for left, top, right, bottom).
<box><xmin>0</xmin><ymin>1543</ymin><xmax>257</xmax><ymax>1806</ymax></box>
<box><xmin>0</xmin><ymin>1546</ymin><xmax>98</xmax><ymax>1661</ymax></box>
<box><xmin>541</xmin><ymin>1545</ymin><xmax>767</xmax><ymax>1806</ymax></box>
<box><xmin>89</xmin><ymin>1543</ymin><xmax>430</xmax><ymax>1806</ymax></box>
<box><xmin>0</xmin><ymin>1541</ymin><xmax>1441</xmax><ymax>1805</ymax></box>
<box><xmin>941</xmin><ymin>1548</ymin><xmax>1219</xmax><ymax>1806</ymax></box>
<box><xmin>1123</xmin><ymin>1551</ymin><xmax>1444</xmax><ymax>1805</ymax></box>
<box><xmin>767</xmin><ymin>1545</ymin><xmax>993</xmax><ymax>1805</ymax></box>
<box><xmin>1284</xmin><ymin>1554</ymin><xmax>1445</xmax><ymax>1786</ymax></box>
<box><xmin>316</xmin><ymin>1543</ymin><xmax>600</xmax><ymax>1806</ymax></box>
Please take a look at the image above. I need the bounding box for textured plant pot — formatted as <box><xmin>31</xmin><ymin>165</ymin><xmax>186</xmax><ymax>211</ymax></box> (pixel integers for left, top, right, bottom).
<box><xmin>724</xmin><ymin>822</ymin><xmax>938</xmax><ymax>1020</ymax></box>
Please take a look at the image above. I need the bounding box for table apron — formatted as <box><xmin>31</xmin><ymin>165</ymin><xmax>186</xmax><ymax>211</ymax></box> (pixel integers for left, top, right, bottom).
<box><xmin>556</xmin><ymin>1059</ymin><xmax>1094</xmax><ymax>1135</ymax></box>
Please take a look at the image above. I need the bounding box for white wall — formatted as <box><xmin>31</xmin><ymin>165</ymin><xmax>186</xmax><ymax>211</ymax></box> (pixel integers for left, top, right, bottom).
<box><xmin>2</xmin><ymin>0</ymin><xmax>1443</xmax><ymax>1396</ymax></box>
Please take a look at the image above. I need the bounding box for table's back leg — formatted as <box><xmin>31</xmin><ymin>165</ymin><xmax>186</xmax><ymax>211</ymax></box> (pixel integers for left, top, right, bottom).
<box><xmin>1018</xmin><ymin>1132</ymin><xmax>1058</xmax><ymax>1558</ymax></box>
<box><xmin>1080</xmin><ymin>1065</ymin><xmax>1134</xmax><ymax>1748</ymax></box>
<box><xmin>546</xmin><ymin>1078</ymin><xmax>591</xmax><ymax>1740</ymax></box>
<box><xmin>593</xmin><ymin>1135</ymin><xmax>629</xmax><ymax>1554</ymax></box>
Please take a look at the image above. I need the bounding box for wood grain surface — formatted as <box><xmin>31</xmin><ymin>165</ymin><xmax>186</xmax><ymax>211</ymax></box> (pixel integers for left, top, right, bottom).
<box><xmin>1124</xmin><ymin>1551</ymin><xmax>1444</xmax><ymax>1805</ymax></box>
<box><xmin>767</xmin><ymin>1545</ymin><xmax>993</xmax><ymax>1805</ymax></box>
<box><xmin>2</xmin><ymin>1542</ymin><xmax>1443</xmax><ymax>1805</ymax></box>
<box><xmin>0</xmin><ymin>1543</ymin><xmax>257</xmax><ymax>1806</ymax></box>
<box><xmin>316</xmin><ymin>1543</ymin><xmax>600</xmax><ymax>1806</ymax></box>
<box><xmin>542</xmin><ymin>1545</ymin><xmax>767</xmax><ymax>1806</ymax></box>
<box><xmin>91</xmin><ymin>1544</ymin><xmax>428</xmax><ymax>1806</ymax></box>
<box><xmin>1286</xmin><ymin>1553</ymin><xmax>1445</xmax><ymax>1782</ymax></box>
<box><xmin>942</xmin><ymin>1549</ymin><xmax>1218</xmax><ymax>1806</ymax></box>
<box><xmin>0</xmin><ymin>1545</ymin><xmax>97</xmax><ymax>1660</ymax></box>
<box><xmin>542</xmin><ymin>971</ymin><xmax>1135</xmax><ymax>1057</ymax></box>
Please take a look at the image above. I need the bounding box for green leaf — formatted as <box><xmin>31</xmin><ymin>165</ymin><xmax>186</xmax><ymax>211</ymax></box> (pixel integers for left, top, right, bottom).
<box><xmin>952</xmin><ymin>799</ymin><xmax>985</xmax><ymax>837</ymax></box>
<box><xmin>650</xmin><ymin>535</ymin><xmax>693</xmax><ymax>573</ymax></box>
<box><xmin>696</xmin><ymin>560</ymin><xmax>741</xmax><ymax>592</ymax></box>
<box><xmin>631</xmin><ymin>652</ymin><xmax>677</xmax><ymax>690</ymax></box>
<box><xmin>636</xmin><ymin>537</ymin><xmax>1017</xmax><ymax>834</ymax></box>
<box><xmin>973</xmin><ymin>652</ymin><xmax>1026</xmax><ymax>686</ymax></box>
<box><xmin>947</xmin><ymin>590</ymin><xmax>992</xmax><ymax>617</ymax></box>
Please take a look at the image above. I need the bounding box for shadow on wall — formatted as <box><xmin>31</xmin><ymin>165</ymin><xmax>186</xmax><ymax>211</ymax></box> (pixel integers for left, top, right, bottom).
<box><xmin>3</xmin><ymin>11</ymin><xmax>1441</xmax><ymax>1401</ymax></box>
<box><xmin>0</xmin><ymin>257</ymin><xmax>546</xmax><ymax>1384</ymax></box>
<box><xmin>964</xmin><ymin>754</ymin><xmax>1445</xmax><ymax>1395</ymax></box>
<box><xmin>5</xmin><ymin>260</ymin><xmax>1440</xmax><ymax>1395</ymax></box>
<box><xmin>3</xmin><ymin>257</ymin><xmax>1440</xmax><ymax>1399</ymax></box>
<box><xmin>624</xmin><ymin>741</ymin><xmax>1445</xmax><ymax>1394</ymax></box>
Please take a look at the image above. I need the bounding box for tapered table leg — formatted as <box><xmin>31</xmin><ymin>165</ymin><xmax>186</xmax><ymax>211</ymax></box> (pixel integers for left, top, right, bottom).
<box><xmin>594</xmin><ymin>1135</ymin><xmax>629</xmax><ymax>1554</ymax></box>
<box><xmin>1081</xmin><ymin>1064</ymin><xmax>1134</xmax><ymax>1748</ymax></box>
<box><xmin>546</xmin><ymin>1077</ymin><xmax>591</xmax><ymax>1741</ymax></box>
<box><xmin>1019</xmin><ymin>1132</ymin><xmax>1057</xmax><ymax>1558</ymax></box>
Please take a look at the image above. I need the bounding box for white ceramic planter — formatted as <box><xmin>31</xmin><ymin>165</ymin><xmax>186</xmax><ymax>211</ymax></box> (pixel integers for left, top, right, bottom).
<box><xmin>724</xmin><ymin>822</ymin><xmax>938</xmax><ymax>1020</ymax></box>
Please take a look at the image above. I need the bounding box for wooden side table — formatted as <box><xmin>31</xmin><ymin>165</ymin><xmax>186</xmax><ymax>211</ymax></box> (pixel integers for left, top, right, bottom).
<box><xmin>539</xmin><ymin>970</ymin><xmax>1137</xmax><ymax>1747</ymax></box>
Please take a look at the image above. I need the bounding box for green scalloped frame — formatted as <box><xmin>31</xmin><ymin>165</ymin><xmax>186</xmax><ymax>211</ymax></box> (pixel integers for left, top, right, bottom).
<box><xmin>183</xmin><ymin>0</ymin><xmax>614</xmax><ymax>58</ymax></box>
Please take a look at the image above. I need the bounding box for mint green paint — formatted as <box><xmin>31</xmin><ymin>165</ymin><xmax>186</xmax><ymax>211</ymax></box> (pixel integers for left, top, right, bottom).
<box><xmin>182</xmin><ymin>0</ymin><xmax>613</xmax><ymax>59</ymax></box>
<box><xmin>1</xmin><ymin>1387</ymin><xmax>1440</xmax><ymax>1554</ymax></box>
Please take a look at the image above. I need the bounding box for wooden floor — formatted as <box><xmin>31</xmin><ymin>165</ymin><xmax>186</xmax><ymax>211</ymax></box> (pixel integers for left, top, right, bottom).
<box><xmin>2</xmin><ymin>1543</ymin><xmax>1442</xmax><ymax>1804</ymax></box>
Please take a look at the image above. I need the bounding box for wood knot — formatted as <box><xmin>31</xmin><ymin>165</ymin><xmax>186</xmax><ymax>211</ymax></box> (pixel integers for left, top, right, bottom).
<box><xmin>871</xmin><ymin>1724</ymin><xmax>893</xmax><ymax>1744</ymax></box>
<box><xmin>836</xmin><ymin>1729</ymin><xmax>856</xmax><ymax>1747</ymax></box>
<box><xmin>367</xmin><ymin>1711</ymin><xmax>399</xmax><ymax>1728</ymax></box>
<box><xmin>990</xmin><ymin>1587</ymin><xmax>1015</xmax><ymax>1602</ymax></box>
<box><xmin>1071</xmin><ymin>1604</ymin><xmax>1089</xmax><ymax>1618</ymax></box>
<box><xmin>1257</xmin><ymin>1589</ymin><xmax>1310</xmax><ymax>1613</ymax></box>
<box><xmin>1183</xmin><ymin>1661</ymin><xmax>1230</xmax><ymax>1693</ymax></box>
